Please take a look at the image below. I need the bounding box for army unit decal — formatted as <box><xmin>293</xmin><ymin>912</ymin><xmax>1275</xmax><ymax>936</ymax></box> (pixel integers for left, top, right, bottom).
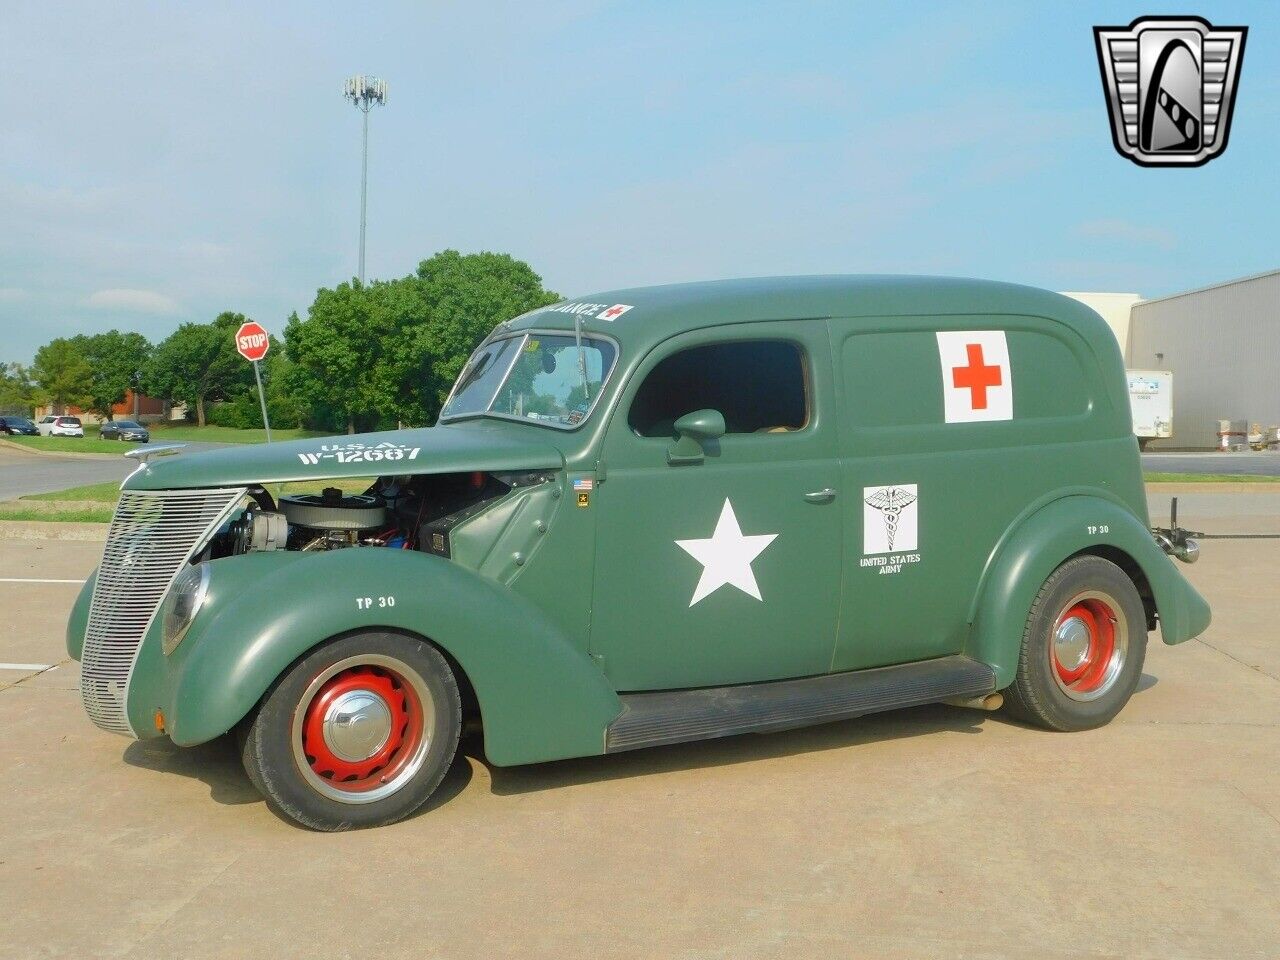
<box><xmin>936</xmin><ymin>330</ymin><xmax>1012</xmax><ymax>424</ymax></box>
<box><xmin>862</xmin><ymin>484</ymin><xmax>921</xmax><ymax>576</ymax></box>
<box><xmin>675</xmin><ymin>498</ymin><xmax>778</xmax><ymax>606</ymax></box>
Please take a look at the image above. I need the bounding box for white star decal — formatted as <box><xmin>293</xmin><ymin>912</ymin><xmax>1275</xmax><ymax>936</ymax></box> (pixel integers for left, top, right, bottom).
<box><xmin>675</xmin><ymin>498</ymin><xmax>779</xmax><ymax>606</ymax></box>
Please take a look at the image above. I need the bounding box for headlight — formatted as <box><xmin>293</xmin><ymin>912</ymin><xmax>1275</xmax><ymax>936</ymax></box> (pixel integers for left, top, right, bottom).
<box><xmin>162</xmin><ymin>563</ymin><xmax>210</xmax><ymax>655</ymax></box>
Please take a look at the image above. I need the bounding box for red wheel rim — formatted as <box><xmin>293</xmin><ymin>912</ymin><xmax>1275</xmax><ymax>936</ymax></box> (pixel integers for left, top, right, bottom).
<box><xmin>299</xmin><ymin>665</ymin><xmax>425</xmax><ymax>795</ymax></box>
<box><xmin>1052</xmin><ymin>597</ymin><xmax>1118</xmax><ymax>695</ymax></box>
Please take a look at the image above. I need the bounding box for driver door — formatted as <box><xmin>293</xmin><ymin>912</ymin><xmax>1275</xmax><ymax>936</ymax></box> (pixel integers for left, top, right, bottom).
<box><xmin>589</xmin><ymin>321</ymin><xmax>843</xmax><ymax>691</ymax></box>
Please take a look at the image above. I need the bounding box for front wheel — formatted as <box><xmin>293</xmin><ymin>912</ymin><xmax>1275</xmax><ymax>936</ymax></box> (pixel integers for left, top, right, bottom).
<box><xmin>1003</xmin><ymin>555</ymin><xmax>1147</xmax><ymax>731</ymax></box>
<box><xmin>239</xmin><ymin>631</ymin><xmax>461</xmax><ymax>831</ymax></box>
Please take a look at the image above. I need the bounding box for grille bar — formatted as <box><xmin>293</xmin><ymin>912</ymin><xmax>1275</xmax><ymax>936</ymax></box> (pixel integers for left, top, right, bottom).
<box><xmin>80</xmin><ymin>487</ymin><xmax>246</xmax><ymax>736</ymax></box>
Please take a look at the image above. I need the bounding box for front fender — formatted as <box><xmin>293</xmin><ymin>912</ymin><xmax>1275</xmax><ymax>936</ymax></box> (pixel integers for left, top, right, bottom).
<box><xmin>66</xmin><ymin>569</ymin><xmax>97</xmax><ymax>661</ymax></box>
<box><xmin>160</xmin><ymin>549</ymin><xmax>622</xmax><ymax>765</ymax></box>
<box><xmin>968</xmin><ymin>495</ymin><xmax>1211</xmax><ymax>688</ymax></box>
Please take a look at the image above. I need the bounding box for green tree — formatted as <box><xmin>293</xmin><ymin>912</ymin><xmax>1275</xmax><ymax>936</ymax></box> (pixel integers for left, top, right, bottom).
<box><xmin>31</xmin><ymin>338</ymin><xmax>94</xmax><ymax>413</ymax></box>
<box><xmin>286</xmin><ymin>250</ymin><xmax>559</xmax><ymax>433</ymax></box>
<box><xmin>71</xmin><ymin>330</ymin><xmax>152</xmax><ymax>420</ymax></box>
<box><xmin>0</xmin><ymin>362</ymin><xmax>38</xmax><ymax>414</ymax></box>
<box><xmin>143</xmin><ymin>312</ymin><xmax>256</xmax><ymax>426</ymax></box>
<box><xmin>284</xmin><ymin>284</ymin><xmax>394</xmax><ymax>434</ymax></box>
<box><xmin>397</xmin><ymin>250</ymin><xmax>560</xmax><ymax>423</ymax></box>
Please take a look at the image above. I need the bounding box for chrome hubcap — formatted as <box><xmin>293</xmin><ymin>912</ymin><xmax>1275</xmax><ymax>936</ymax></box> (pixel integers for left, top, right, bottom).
<box><xmin>1049</xmin><ymin>591</ymin><xmax>1130</xmax><ymax>702</ymax></box>
<box><xmin>1053</xmin><ymin>616</ymin><xmax>1092</xmax><ymax>672</ymax></box>
<box><xmin>292</xmin><ymin>654</ymin><xmax>436</xmax><ymax>805</ymax></box>
<box><xmin>322</xmin><ymin>690</ymin><xmax>392</xmax><ymax>762</ymax></box>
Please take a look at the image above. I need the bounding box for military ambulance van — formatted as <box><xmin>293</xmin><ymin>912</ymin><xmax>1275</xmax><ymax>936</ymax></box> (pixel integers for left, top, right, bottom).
<box><xmin>68</xmin><ymin>276</ymin><xmax>1209</xmax><ymax>830</ymax></box>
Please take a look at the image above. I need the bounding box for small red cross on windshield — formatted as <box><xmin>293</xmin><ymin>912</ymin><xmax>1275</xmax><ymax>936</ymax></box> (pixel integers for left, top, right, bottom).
<box><xmin>952</xmin><ymin>343</ymin><xmax>1002</xmax><ymax>409</ymax></box>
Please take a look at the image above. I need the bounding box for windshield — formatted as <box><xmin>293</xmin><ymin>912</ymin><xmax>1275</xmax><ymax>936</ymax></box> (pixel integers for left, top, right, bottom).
<box><xmin>441</xmin><ymin>333</ymin><xmax>618</xmax><ymax>429</ymax></box>
<box><xmin>60</xmin><ymin>417</ymin><xmax>81</xmax><ymax>426</ymax></box>
<box><xmin>115</xmin><ymin>421</ymin><xmax>142</xmax><ymax>429</ymax></box>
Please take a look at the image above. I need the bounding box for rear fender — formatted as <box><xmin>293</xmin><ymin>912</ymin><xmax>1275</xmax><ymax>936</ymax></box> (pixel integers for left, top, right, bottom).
<box><xmin>968</xmin><ymin>495</ymin><xmax>1210</xmax><ymax>687</ymax></box>
<box><xmin>160</xmin><ymin>549</ymin><xmax>621</xmax><ymax>765</ymax></box>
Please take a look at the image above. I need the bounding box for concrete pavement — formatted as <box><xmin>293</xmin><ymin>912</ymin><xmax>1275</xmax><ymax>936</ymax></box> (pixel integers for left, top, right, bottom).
<box><xmin>0</xmin><ymin>491</ymin><xmax>1276</xmax><ymax>959</ymax></box>
<box><xmin>0</xmin><ymin>442</ymin><xmax>230</xmax><ymax>500</ymax></box>
<box><xmin>0</xmin><ymin>445</ymin><xmax>133</xmax><ymax>499</ymax></box>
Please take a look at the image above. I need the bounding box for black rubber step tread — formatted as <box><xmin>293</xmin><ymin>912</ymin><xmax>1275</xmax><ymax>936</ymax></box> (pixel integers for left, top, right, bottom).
<box><xmin>605</xmin><ymin>656</ymin><xmax>995</xmax><ymax>753</ymax></box>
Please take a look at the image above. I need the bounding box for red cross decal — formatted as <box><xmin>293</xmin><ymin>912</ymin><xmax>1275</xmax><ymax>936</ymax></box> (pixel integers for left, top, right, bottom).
<box><xmin>951</xmin><ymin>343</ymin><xmax>1002</xmax><ymax>410</ymax></box>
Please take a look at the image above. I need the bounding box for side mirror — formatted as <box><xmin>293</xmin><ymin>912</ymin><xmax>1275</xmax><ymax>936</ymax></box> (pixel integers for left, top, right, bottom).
<box><xmin>667</xmin><ymin>409</ymin><xmax>725</xmax><ymax>465</ymax></box>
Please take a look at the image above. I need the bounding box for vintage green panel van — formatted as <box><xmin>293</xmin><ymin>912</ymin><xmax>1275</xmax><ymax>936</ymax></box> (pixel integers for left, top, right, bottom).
<box><xmin>66</xmin><ymin>276</ymin><xmax>1209</xmax><ymax>830</ymax></box>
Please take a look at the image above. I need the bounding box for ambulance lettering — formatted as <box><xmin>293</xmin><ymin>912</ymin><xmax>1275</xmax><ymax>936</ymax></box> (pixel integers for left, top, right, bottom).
<box><xmin>936</xmin><ymin>330</ymin><xmax>1013</xmax><ymax>423</ymax></box>
<box><xmin>544</xmin><ymin>301</ymin><xmax>636</xmax><ymax>321</ymax></box>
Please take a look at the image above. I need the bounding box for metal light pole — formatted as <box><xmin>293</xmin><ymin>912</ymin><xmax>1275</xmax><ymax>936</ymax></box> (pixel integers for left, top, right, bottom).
<box><xmin>343</xmin><ymin>75</ymin><xmax>388</xmax><ymax>284</ymax></box>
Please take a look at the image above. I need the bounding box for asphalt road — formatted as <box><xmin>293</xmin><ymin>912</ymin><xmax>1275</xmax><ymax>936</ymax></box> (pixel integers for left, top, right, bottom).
<box><xmin>0</xmin><ymin>443</ymin><xmax>229</xmax><ymax>500</ymax></box>
<box><xmin>1143</xmin><ymin>450</ymin><xmax>1280</xmax><ymax>476</ymax></box>
<box><xmin>0</xmin><ymin>490</ymin><xmax>1276</xmax><ymax>959</ymax></box>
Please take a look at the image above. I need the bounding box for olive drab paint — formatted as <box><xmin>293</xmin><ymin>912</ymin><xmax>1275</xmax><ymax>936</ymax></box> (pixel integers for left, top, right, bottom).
<box><xmin>68</xmin><ymin>276</ymin><xmax>1210</xmax><ymax>767</ymax></box>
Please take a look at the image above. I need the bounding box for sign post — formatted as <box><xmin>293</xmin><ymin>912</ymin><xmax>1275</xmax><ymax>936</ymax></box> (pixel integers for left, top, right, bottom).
<box><xmin>234</xmin><ymin>321</ymin><xmax>273</xmax><ymax>443</ymax></box>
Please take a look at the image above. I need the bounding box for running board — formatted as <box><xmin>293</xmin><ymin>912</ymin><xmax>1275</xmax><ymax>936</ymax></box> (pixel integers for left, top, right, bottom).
<box><xmin>605</xmin><ymin>656</ymin><xmax>996</xmax><ymax>754</ymax></box>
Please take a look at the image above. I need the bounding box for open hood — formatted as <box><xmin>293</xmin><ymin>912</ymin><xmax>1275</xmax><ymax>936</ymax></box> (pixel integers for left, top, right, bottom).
<box><xmin>123</xmin><ymin>422</ymin><xmax>565</xmax><ymax>491</ymax></box>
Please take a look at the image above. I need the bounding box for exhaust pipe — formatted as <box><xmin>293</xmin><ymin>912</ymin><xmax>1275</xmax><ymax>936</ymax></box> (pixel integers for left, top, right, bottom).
<box><xmin>944</xmin><ymin>692</ymin><xmax>1004</xmax><ymax>711</ymax></box>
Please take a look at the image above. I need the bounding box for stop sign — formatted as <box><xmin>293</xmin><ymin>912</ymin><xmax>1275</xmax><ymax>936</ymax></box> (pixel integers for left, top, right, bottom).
<box><xmin>235</xmin><ymin>321</ymin><xmax>270</xmax><ymax>362</ymax></box>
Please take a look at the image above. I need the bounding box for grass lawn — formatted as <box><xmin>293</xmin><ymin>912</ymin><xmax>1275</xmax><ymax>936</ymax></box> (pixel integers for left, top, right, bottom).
<box><xmin>15</xmin><ymin>477</ymin><xmax>376</xmax><ymax>522</ymax></box>
<box><xmin>146</xmin><ymin>424</ymin><xmax>328</xmax><ymax>444</ymax></box>
<box><xmin>2</xmin><ymin>424</ymin><xmax>331</xmax><ymax>456</ymax></box>
<box><xmin>1144</xmin><ymin>472</ymin><xmax>1280</xmax><ymax>483</ymax></box>
<box><xmin>2</xmin><ymin>435</ymin><xmax>134</xmax><ymax>455</ymax></box>
<box><xmin>0</xmin><ymin>506</ymin><xmax>117</xmax><ymax>523</ymax></box>
<box><xmin>25</xmin><ymin>481</ymin><xmax>123</xmax><ymax>503</ymax></box>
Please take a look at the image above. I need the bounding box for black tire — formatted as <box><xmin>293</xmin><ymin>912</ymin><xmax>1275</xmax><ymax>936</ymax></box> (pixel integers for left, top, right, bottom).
<box><xmin>1003</xmin><ymin>555</ymin><xmax>1147</xmax><ymax>732</ymax></box>
<box><xmin>239</xmin><ymin>631</ymin><xmax>461</xmax><ymax>831</ymax></box>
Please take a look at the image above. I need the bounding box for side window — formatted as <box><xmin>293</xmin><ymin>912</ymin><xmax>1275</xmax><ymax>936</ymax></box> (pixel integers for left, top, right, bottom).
<box><xmin>841</xmin><ymin>325</ymin><xmax>1092</xmax><ymax>429</ymax></box>
<box><xmin>629</xmin><ymin>340</ymin><xmax>807</xmax><ymax>437</ymax></box>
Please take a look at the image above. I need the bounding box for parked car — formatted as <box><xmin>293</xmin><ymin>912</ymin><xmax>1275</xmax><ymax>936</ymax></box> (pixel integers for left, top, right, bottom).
<box><xmin>0</xmin><ymin>416</ymin><xmax>39</xmax><ymax>436</ymax></box>
<box><xmin>38</xmin><ymin>415</ymin><xmax>83</xmax><ymax>437</ymax></box>
<box><xmin>99</xmin><ymin>419</ymin><xmax>151</xmax><ymax>442</ymax></box>
<box><xmin>67</xmin><ymin>276</ymin><xmax>1210</xmax><ymax>831</ymax></box>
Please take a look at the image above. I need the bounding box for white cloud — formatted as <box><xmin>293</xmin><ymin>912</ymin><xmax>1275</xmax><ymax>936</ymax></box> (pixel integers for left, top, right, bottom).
<box><xmin>82</xmin><ymin>288</ymin><xmax>182</xmax><ymax>314</ymax></box>
<box><xmin>1075</xmin><ymin>219</ymin><xmax>1178</xmax><ymax>251</ymax></box>
<box><xmin>0</xmin><ymin>287</ymin><xmax>29</xmax><ymax>302</ymax></box>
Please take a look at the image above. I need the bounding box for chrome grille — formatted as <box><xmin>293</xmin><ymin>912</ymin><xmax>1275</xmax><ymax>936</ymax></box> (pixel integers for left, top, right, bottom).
<box><xmin>80</xmin><ymin>487</ymin><xmax>246</xmax><ymax>736</ymax></box>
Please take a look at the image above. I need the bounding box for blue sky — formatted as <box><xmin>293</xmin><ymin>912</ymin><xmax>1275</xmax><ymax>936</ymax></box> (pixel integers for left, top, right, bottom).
<box><xmin>1</xmin><ymin>1</ymin><xmax>1275</xmax><ymax>363</ymax></box>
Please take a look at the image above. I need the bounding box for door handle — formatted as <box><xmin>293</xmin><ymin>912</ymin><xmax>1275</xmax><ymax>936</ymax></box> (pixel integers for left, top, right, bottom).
<box><xmin>804</xmin><ymin>488</ymin><xmax>837</xmax><ymax>504</ymax></box>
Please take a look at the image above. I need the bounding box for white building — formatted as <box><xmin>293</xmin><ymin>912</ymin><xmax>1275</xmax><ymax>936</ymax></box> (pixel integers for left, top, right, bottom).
<box><xmin>1064</xmin><ymin>270</ymin><xmax>1280</xmax><ymax>449</ymax></box>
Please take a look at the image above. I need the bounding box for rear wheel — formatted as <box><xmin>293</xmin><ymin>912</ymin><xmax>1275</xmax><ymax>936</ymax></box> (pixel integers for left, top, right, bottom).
<box><xmin>240</xmin><ymin>631</ymin><xmax>461</xmax><ymax>830</ymax></box>
<box><xmin>1003</xmin><ymin>555</ymin><xmax>1147</xmax><ymax>731</ymax></box>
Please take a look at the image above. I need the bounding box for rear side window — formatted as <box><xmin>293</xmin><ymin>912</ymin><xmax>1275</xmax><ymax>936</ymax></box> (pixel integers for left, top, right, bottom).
<box><xmin>629</xmin><ymin>340</ymin><xmax>807</xmax><ymax>437</ymax></box>
<box><xmin>841</xmin><ymin>325</ymin><xmax>1090</xmax><ymax>429</ymax></box>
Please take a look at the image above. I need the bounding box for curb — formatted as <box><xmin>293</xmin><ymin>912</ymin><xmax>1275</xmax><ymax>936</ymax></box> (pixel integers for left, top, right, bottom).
<box><xmin>0</xmin><ymin>520</ymin><xmax>108</xmax><ymax>542</ymax></box>
<box><xmin>0</xmin><ymin>438</ymin><xmax>120</xmax><ymax>461</ymax></box>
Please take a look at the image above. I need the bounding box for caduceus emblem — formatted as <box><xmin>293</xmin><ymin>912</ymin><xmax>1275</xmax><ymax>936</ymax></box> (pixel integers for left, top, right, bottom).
<box><xmin>863</xmin><ymin>486</ymin><xmax>918</xmax><ymax>551</ymax></box>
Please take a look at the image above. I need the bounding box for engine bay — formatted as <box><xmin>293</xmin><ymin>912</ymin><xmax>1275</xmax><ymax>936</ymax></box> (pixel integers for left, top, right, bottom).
<box><xmin>205</xmin><ymin>470</ymin><xmax>554</xmax><ymax>560</ymax></box>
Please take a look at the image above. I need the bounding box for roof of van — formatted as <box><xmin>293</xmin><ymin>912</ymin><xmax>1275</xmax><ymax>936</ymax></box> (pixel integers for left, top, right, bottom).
<box><xmin>503</xmin><ymin>275</ymin><xmax>1109</xmax><ymax>347</ymax></box>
